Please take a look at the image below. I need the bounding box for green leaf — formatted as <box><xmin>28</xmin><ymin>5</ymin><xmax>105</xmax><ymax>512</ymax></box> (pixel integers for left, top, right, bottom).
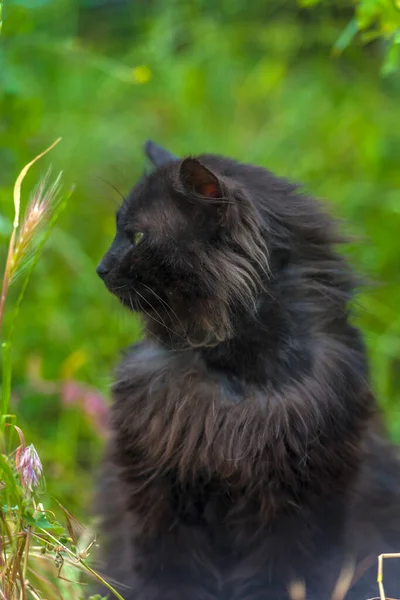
<box><xmin>24</xmin><ymin>511</ymin><xmax>66</xmax><ymax>535</ymax></box>
<box><xmin>382</xmin><ymin>35</ymin><xmax>400</xmax><ymax>75</ymax></box>
<box><xmin>333</xmin><ymin>19</ymin><xmax>359</xmax><ymax>55</ymax></box>
<box><xmin>2</xmin><ymin>504</ymin><xmax>19</xmax><ymax>512</ymax></box>
<box><xmin>298</xmin><ymin>0</ymin><xmax>321</xmax><ymax>7</ymax></box>
<box><xmin>0</xmin><ymin>453</ymin><xmax>20</xmax><ymax>504</ymax></box>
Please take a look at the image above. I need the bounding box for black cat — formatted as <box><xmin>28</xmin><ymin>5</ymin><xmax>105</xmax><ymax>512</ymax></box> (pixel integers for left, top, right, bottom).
<box><xmin>96</xmin><ymin>141</ymin><xmax>400</xmax><ymax>599</ymax></box>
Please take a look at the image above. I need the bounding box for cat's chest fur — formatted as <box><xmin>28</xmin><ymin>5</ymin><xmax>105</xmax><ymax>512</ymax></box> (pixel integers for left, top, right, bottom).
<box><xmin>110</xmin><ymin>339</ymin><xmax>358</xmax><ymax>527</ymax></box>
<box><xmin>110</xmin><ymin>341</ymin><xmax>287</xmax><ymax>529</ymax></box>
<box><xmin>110</xmin><ymin>340</ymin><xmax>262</xmax><ymax>482</ymax></box>
<box><xmin>113</xmin><ymin>341</ymin><xmax>244</xmax><ymax>406</ymax></box>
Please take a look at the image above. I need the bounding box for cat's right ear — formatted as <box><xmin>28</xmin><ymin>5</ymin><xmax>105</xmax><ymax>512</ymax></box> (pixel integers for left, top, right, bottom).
<box><xmin>144</xmin><ymin>140</ymin><xmax>178</xmax><ymax>168</ymax></box>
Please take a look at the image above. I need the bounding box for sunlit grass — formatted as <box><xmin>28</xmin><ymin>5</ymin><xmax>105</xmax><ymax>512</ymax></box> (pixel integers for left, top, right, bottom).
<box><xmin>0</xmin><ymin>144</ymin><xmax>124</xmax><ymax>599</ymax></box>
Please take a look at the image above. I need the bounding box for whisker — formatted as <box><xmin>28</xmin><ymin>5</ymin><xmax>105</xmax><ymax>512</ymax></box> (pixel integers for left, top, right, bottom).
<box><xmin>127</xmin><ymin>291</ymin><xmax>134</xmax><ymax>313</ymax></box>
<box><xmin>134</xmin><ymin>289</ymin><xmax>176</xmax><ymax>346</ymax></box>
<box><xmin>140</xmin><ymin>282</ymin><xmax>188</xmax><ymax>337</ymax></box>
<box><xmin>95</xmin><ymin>176</ymin><xmax>126</xmax><ymax>203</ymax></box>
<box><xmin>112</xmin><ymin>284</ymin><xmax>185</xmax><ymax>344</ymax></box>
<box><xmin>135</xmin><ymin>289</ymin><xmax>187</xmax><ymax>343</ymax></box>
<box><xmin>144</xmin><ymin>326</ymin><xmax>174</xmax><ymax>349</ymax></box>
<box><xmin>135</xmin><ymin>295</ymin><xmax>175</xmax><ymax>349</ymax></box>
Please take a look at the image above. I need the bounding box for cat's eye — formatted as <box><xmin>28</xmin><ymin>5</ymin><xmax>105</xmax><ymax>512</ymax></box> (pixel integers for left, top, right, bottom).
<box><xmin>130</xmin><ymin>232</ymin><xmax>144</xmax><ymax>246</ymax></box>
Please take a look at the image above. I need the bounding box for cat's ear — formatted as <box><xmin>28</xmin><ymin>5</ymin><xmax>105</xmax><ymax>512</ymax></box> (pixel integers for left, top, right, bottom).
<box><xmin>179</xmin><ymin>158</ymin><xmax>222</xmax><ymax>199</ymax></box>
<box><xmin>144</xmin><ymin>140</ymin><xmax>177</xmax><ymax>167</ymax></box>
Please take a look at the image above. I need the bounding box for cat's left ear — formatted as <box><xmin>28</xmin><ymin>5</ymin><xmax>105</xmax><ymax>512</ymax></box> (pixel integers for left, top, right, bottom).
<box><xmin>144</xmin><ymin>140</ymin><xmax>178</xmax><ymax>168</ymax></box>
<box><xmin>179</xmin><ymin>158</ymin><xmax>222</xmax><ymax>200</ymax></box>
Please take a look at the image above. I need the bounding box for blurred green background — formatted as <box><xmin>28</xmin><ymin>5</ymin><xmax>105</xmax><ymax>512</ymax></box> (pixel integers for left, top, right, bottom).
<box><xmin>1</xmin><ymin>0</ymin><xmax>400</xmax><ymax>520</ymax></box>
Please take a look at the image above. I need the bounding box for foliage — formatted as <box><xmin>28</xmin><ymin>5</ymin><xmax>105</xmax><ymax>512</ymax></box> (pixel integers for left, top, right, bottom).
<box><xmin>300</xmin><ymin>0</ymin><xmax>400</xmax><ymax>73</ymax></box>
<box><xmin>0</xmin><ymin>149</ymin><xmax>121</xmax><ymax>598</ymax></box>
<box><xmin>0</xmin><ymin>0</ymin><xmax>399</xmax><ymax>597</ymax></box>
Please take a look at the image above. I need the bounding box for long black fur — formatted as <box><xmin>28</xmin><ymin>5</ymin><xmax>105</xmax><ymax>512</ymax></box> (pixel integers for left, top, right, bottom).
<box><xmin>95</xmin><ymin>142</ymin><xmax>400</xmax><ymax>599</ymax></box>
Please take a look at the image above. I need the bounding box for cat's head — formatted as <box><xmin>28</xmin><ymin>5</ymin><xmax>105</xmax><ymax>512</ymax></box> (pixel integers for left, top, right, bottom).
<box><xmin>97</xmin><ymin>141</ymin><xmax>269</xmax><ymax>347</ymax></box>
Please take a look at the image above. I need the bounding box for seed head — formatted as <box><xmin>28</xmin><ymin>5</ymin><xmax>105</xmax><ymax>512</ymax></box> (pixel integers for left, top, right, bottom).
<box><xmin>9</xmin><ymin>170</ymin><xmax>63</xmax><ymax>282</ymax></box>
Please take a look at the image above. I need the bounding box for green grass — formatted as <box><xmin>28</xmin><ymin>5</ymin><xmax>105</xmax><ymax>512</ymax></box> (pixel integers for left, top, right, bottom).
<box><xmin>0</xmin><ymin>0</ymin><xmax>399</xmax><ymax>596</ymax></box>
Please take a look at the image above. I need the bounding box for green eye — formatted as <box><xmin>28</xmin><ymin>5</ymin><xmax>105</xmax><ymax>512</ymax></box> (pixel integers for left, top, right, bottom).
<box><xmin>133</xmin><ymin>232</ymin><xmax>144</xmax><ymax>246</ymax></box>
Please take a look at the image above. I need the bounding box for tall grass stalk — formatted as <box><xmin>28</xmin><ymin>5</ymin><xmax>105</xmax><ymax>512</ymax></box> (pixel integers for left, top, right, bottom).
<box><xmin>0</xmin><ymin>142</ymin><xmax>125</xmax><ymax>599</ymax></box>
<box><xmin>0</xmin><ymin>138</ymin><xmax>62</xmax><ymax>425</ymax></box>
<box><xmin>0</xmin><ymin>137</ymin><xmax>62</xmax><ymax>331</ymax></box>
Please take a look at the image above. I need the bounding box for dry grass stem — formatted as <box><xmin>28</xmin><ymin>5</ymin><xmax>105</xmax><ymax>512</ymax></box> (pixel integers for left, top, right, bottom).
<box><xmin>12</xmin><ymin>138</ymin><xmax>62</xmax><ymax>230</ymax></box>
<box><xmin>377</xmin><ymin>553</ymin><xmax>400</xmax><ymax>600</ymax></box>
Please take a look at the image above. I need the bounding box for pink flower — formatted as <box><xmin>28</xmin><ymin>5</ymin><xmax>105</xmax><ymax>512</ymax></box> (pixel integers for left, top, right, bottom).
<box><xmin>15</xmin><ymin>444</ymin><xmax>43</xmax><ymax>491</ymax></box>
<box><xmin>61</xmin><ymin>380</ymin><xmax>109</xmax><ymax>438</ymax></box>
<box><xmin>83</xmin><ymin>391</ymin><xmax>109</xmax><ymax>434</ymax></box>
<box><xmin>61</xmin><ymin>380</ymin><xmax>83</xmax><ymax>405</ymax></box>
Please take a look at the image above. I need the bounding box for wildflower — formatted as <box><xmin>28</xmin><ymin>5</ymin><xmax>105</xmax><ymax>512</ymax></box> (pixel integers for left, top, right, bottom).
<box><xmin>15</xmin><ymin>443</ymin><xmax>43</xmax><ymax>491</ymax></box>
<box><xmin>61</xmin><ymin>380</ymin><xmax>82</xmax><ymax>406</ymax></box>
<box><xmin>132</xmin><ymin>65</ymin><xmax>152</xmax><ymax>84</ymax></box>
<box><xmin>61</xmin><ymin>380</ymin><xmax>109</xmax><ymax>438</ymax></box>
<box><xmin>83</xmin><ymin>390</ymin><xmax>109</xmax><ymax>434</ymax></box>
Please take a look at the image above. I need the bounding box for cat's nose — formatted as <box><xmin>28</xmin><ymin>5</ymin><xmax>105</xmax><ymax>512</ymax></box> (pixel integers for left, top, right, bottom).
<box><xmin>96</xmin><ymin>262</ymin><xmax>110</xmax><ymax>279</ymax></box>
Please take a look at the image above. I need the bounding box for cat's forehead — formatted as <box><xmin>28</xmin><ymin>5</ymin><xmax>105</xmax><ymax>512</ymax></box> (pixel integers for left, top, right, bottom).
<box><xmin>119</xmin><ymin>169</ymin><xmax>186</xmax><ymax>235</ymax></box>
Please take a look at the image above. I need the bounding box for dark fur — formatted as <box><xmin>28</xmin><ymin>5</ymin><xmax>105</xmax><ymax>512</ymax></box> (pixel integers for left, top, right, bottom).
<box><xmin>96</xmin><ymin>142</ymin><xmax>400</xmax><ymax>599</ymax></box>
